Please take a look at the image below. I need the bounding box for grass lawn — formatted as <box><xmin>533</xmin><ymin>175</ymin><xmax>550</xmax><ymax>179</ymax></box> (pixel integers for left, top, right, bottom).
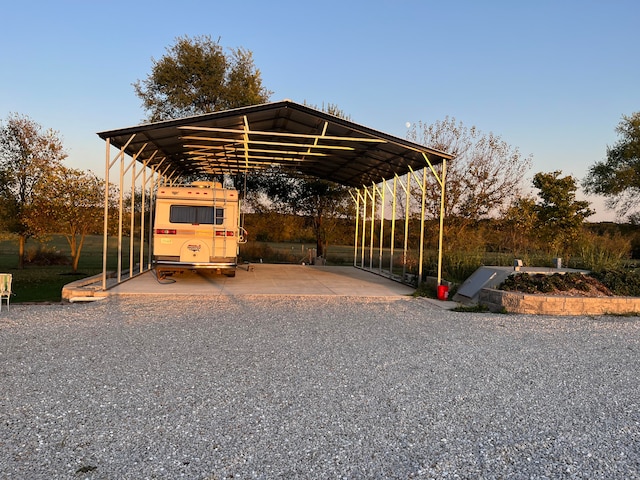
<box><xmin>0</xmin><ymin>235</ymin><xmax>142</xmax><ymax>303</ymax></box>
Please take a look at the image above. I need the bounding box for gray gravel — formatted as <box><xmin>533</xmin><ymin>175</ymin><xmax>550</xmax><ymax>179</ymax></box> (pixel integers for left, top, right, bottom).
<box><xmin>0</xmin><ymin>295</ymin><xmax>639</xmax><ymax>479</ymax></box>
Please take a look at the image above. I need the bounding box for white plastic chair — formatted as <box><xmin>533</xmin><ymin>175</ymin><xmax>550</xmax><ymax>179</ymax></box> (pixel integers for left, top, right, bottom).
<box><xmin>0</xmin><ymin>274</ymin><xmax>12</xmax><ymax>312</ymax></box>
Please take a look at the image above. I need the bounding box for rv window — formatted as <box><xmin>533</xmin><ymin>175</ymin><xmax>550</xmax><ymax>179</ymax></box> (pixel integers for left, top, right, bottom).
<box><xmin>170</xmin><ymin>206</ymin><xmax>224</xmax><ymax>225</ymax></box>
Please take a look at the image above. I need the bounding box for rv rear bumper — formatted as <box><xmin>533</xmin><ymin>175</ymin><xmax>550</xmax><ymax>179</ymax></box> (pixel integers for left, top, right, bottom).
<box><xmin>154</xmin><ymin>259</ymin><xmax>237</xmax><ymax>270</ymax></box>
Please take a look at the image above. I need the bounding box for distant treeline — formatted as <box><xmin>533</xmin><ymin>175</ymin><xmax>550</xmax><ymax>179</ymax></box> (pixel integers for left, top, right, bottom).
<box><xmin>242</xmin><ymin>212</ymin><xmax>640</xmax><ymax>261</ymax></box>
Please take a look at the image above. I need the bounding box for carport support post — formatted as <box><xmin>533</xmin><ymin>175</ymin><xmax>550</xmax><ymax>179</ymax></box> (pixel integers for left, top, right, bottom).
<box><xmin>129</xmin><ymin>159</ymin><xmax>136</xmax><ymax>276</ymax></box>
<box><xmin>352</xmin><ymin>190</ymin><xmax>360</xmax><ymax>267</ymax></box>
<box><xmin>361</xmin><ymin>189</ymin><xmax>367</xmax><ymax>267</ymax></box>
<box><xmin>436</xmin><ymin>159</ymin><xmax>447</xmax><ymax>286</ymax></box>
<box><xmin>369</xmin><ymin>184</ymin><xmax>375</xmax><ymax>269</ymax></box>
<box><xmin>102</xmin><ymin>134</ymin><xmax>136</xmax><ymax>290</ymax></box>
<box><xmin>139</xmin><ymin>165</ymin><xmax>147</xmax><ymax>271</ymax></box>
<box><xmin>417</xmin><ymin>168</ymin><xmax>427</xmax><ymax>286</ymax></box>
<box><xmin>389</xmin><ymin>176</ymin><xmax>398</xmax><ymax>276</ymax></box>
<box><xmin>378</xmin><ymin>181</ymin><xmax>385</xmax><ymax>274</ymax></box>
<box><xmin>147</xmin><ymin>170</ymin><xmax>159</xmax><ymax>269</ymax></box>
<box><xmin>137</xmin><ymin>156</ymin><xmax>156</xmax><ymax>272</ymax></box>
<box><xmin>402</xmin><ymin>173</ymin><xmax>411</xmax><ymax>281</ymax></box>
<box><xmin>117</xmin><ymin>153</ymin><xmax>125</xmax><ymax>283</ymax></box>
<box><xmin>102</xmin><ymin>139</ymin><xmax>110</xmax><ymax>290</ymax></box>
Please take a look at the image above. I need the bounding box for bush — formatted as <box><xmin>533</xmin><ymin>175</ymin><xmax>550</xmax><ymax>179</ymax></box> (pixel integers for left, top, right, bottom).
<box><xmin>498</xmin><ymin>272</ymin><xmax>610</xmax><ymax>295</ymax></box>
<box><xmin>239</xmin><ymin>242</ymin><xmax>305</xmax><ymax>264</ymax></box>
<box><xmin>24</xmin><ymin>245</ymin><xmax>70</xmax><ymax>266</ymax></box>
<box><xmin>572</xmin><ymin>231</ymin><xmax>631</xmax><ymax>271</ymax></box>
<box><xmin>591</xmin><ymin>269</ymin><xmax>640</xmax><ymax>297</ymax></box>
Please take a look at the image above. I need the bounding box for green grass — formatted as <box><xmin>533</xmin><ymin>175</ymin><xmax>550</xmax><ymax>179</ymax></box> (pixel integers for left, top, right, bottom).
<box><xmin>0</xmin><ymin>235</ymin><xmax>143</xmax><ymax>303</ymax></box>
<box><xmin>1</xmin><ymin>265</ymin><xmax>94</xmax><ymax>303</ymax></box>
<box><xmin>239</xmin><ymin>241</ymin><xmax>356</xmax><ymax>265</ymax></box>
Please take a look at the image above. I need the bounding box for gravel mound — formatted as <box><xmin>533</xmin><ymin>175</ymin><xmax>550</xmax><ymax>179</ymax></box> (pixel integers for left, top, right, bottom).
<box><xmin>1</xmin><ymin>296</ymin><xmax>639</xmax><ymax>479</ymax></box>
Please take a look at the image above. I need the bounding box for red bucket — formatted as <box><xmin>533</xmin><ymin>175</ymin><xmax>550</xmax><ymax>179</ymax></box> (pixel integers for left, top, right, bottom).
<box><xmin>437</xmin><ymin>285</ymin><xmax>449</xmax><ymax>301</ymax></box>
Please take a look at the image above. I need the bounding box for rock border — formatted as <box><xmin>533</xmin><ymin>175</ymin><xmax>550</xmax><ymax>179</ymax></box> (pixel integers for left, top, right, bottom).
<box><xmin>479</xmin><ymin>288</ymin><xmax>640</xmax><ymax>316</ymax></box>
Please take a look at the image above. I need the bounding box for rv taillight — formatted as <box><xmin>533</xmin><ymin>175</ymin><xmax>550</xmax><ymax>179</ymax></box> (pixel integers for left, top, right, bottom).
<box><xmin>155</xmin><ymin>229</ymin><xmax>177</xmax><ymax>235</ymax></box>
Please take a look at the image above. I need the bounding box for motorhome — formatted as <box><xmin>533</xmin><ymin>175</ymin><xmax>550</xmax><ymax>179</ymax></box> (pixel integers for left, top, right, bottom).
<box><xmin>153</xmin><ymin>181</ymin><xmax>245</xmax><ymax>278</ymax></box>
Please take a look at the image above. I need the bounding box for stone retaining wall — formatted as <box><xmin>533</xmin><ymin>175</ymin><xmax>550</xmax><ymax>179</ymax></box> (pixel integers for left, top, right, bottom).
<box><xmin>479</xmin><ymin>288</ymin><xmax>640</xmax><ymax>316</ymax></box>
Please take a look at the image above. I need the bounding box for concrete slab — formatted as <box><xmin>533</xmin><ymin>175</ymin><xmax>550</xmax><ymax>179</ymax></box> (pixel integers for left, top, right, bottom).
<box><xmin>102</xmin><ymin>264</ymin><xmax>417</xmax><ymax>298</ymax></box>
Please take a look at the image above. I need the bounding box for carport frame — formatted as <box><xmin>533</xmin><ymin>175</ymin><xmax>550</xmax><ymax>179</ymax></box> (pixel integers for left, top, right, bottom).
<box><xmin>351</xmin><ymin>156</ymin><xmax>447</xmax><ymax>285</ymax></box>
<box><xmin>97</xmin><ymin>101</ymin><xmax>452</xmax><ymax>291</ymax></box>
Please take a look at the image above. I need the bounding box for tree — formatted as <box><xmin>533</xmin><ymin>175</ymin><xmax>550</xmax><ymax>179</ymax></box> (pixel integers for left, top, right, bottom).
<box><xmin>499</xmin><ymin>196</ymin><xmax>538</xmax><ymax>254</ymax></box>
<box><xmin>533</xmin><ymin>171</ymin><xmax>594</xmax><ymax>257</ymax></box>
<box><xmin>26</xmin><ymin>166</ymin><xmax>105</xmax><ymax>272</ymax></box>
<box><xmin>303</xmin><ymin>101</ymin><xmax>352</xmax><ymax>121</ymax></box>
<box><xmin>408</xmin><ymin>117</ymin><xmax>532</xmax><ymax>222</ymax></box>
<box><xmin>407</xmin><ymin>117</ymin><xmax>531</xmax><ymax>253</ymax></box>
<box><xmin>245</xmin><ymin>169</ymin><xmax>351</xmax><ymax>258</ymax></box>
<box><xmin>583</xmin><ymin>112</ymin><xmax>640</xmax><ymax>217</ymax></box>
<box><xmin>0</xmin><ymin>113</ymin><xmax>66</xmax><ymax>268</ymax></box>
<box><xmin>133</xmin><ymin>35</ymin><xmax>272</xmax><ymax>122</ymax></box>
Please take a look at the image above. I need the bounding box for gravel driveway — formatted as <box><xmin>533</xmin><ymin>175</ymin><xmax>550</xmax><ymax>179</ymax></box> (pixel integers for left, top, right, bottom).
<box><xmin>1</xmin><ymin>296</ymin><xmax>639</xmax><ymax>479</ymax></box>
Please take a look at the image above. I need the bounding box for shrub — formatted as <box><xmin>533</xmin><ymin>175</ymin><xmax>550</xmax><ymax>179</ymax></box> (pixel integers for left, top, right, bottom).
<box><xmin>498</xmin><ymin>272</ymin><xmax>610</xmax><ymax>295</ymax></box>
<box><xmin>24</xmin><ymin>245</ymin><xmax>70</xmax><ymax>266</ymax></box>
<box><xmin>572</xmin><ymin>231</ymin><xmax>631</xmax><ymax>271</ymax></box>
<box><xmin>499</xmin><ymin>273</ymin><xmax>538</xmax><ymax>294</ymax></box>
<box><xmin>591</xmin><ymin>269</ymin><xmax>640</xmax><ymax>297</ymax></box>
<box><xmin>239</xmin><ymin>242</ymin><xmax>304</xmax><ymax>264</ymax></box>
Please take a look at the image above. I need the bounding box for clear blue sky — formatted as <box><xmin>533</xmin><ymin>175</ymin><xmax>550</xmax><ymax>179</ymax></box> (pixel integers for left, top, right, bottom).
<box><xmin>1</xmin><ymin>0</ymin><xmax>638</xmax><ymax>221</ymax></box>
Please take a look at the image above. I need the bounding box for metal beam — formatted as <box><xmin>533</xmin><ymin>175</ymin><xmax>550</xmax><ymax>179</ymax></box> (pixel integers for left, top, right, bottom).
<box><xmin>437</xmin><ymin>159</ymin><xmax>447</xmax><ymax>286</ymax></box>
<box><xmin>417</xmin><ymin>168</ymin><xmax>427</xmax><ymax>286</ymax></box>
<box><xmin>179</xmin><ymin>125</ymin><xmax>387</xmax><ymax>143</ymax></box>
<box><xmin>101</xmin><ymin>138</ymin><xmax>111</xmax><ymax>290</ymax></box>
<box><xmin>352</xmin><ymin>189</ymin><xmax>360</xmax><ymax>267</ymax></box>
<box><xmin>389</xmin><ymin>176</ymin><xmax>398</xmax><ymax>276</ymax></box>
<box><xmin>182</xmin><ymin>139</ymin><xmax>355</xmax><ymax>151</ymax></box>
<box><xmin>378</xmin><ymin>181</ymin><xmax>385</xmax><ymax>273</ymax></box>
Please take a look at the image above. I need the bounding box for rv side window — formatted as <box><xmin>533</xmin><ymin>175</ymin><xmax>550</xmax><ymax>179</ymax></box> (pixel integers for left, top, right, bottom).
<box><xmin>169</xmin><ymin>205</ymin><xmax>224</xmax><ymax>225</ymax></box>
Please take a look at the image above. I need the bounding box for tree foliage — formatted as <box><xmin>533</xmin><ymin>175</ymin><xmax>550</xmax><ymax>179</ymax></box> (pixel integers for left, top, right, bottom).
<box><xmin>499</xmin><ymin>196</ymin><xmax>538</xmax><ymax>254</ymax></box>
<box><xmin>302</xmin><ymin>101</ymin><xmax>352</xmax><ymax>121</ymax></box>
<box><xmin>583</xmin><ymin>112</ymin><xmax>640</xmax><ymax>217</ymax></box>
<box><xmin>533</xmin><ymin>171</ymin><xmax>594</xmax><ymax>256</ymax></box>
<box><xmin>26</xmin><ymin>166</ymin><xmax>106</xmax><ymax>272</ymax></box>
<box><xmin>406</xmin><ymin>117</ymin><xmax>531</xmax><ymax>254</ymax></box>
<box><xmin>245</xmin><ymin>169</ymin><xmax>351</xmax><ymax>258</ymax></box>
<box><xmin>0</xmin><ymin>113</ymin><xmax>66</xmax><ymax>268</ymax></box>
<box><xmin>408</xmin><ymin>117</ymin><xmax>532</xmax><ymax>222</ymax></box>
<box><xmin>133</xmin><ymin>35</ymin><xmax>272</xmax><ymax>122</ymax></box>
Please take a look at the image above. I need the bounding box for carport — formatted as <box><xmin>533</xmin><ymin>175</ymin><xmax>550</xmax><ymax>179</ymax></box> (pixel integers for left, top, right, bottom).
<box><xmin>97</xmin><ymin>100</ymin><xmax>453</xmax><ymax>291</ymax></box>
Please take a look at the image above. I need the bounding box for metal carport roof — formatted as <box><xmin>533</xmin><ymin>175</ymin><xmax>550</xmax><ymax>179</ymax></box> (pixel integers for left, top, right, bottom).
<box><xmin>97</xmin><ymin>100</ymin><xmax>453</xmax><ymax>187</ymax></box>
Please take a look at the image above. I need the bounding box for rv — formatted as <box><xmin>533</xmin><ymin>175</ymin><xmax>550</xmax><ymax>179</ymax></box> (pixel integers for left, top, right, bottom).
<box><xmin>153</xmin><ymin>181</ymin><xmax>245</xmax><ymax>278</ymax></box>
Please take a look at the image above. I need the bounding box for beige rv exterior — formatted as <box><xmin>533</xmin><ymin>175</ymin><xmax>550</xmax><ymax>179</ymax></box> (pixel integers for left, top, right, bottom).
<box><xmin>153</xmin><ymin>182</ymin><xmax>244</xmax><ymax>277</ymax></box>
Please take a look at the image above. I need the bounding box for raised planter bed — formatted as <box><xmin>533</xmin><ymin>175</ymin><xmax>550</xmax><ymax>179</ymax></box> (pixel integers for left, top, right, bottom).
<box><xmin>479</xmin><ymin>288</ymin><xmax>640</xmax><ymax>316</ymax></box>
